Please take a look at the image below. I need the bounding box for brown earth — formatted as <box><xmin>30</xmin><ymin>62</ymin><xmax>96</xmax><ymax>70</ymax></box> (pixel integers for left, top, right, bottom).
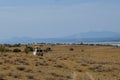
<box><xmin>0</xmin><ymin>44</ymin><xmax>120</xmax><ymax>80</ymax></box>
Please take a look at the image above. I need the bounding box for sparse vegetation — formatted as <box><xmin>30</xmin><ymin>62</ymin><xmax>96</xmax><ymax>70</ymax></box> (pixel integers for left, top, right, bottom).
<box><xmin>0</xmin><ymin>45</ymin><xmax>10</xmax><ymax>52</ymax></box>
<box><xmin>12</xmin><ymin>44</ymin><xmax>21</xmax><ymax>47</ymax></box>
<box><xmin>0</xmin><ymin>44</ymin><xmax>119</xmax><ymax>80</ymax></box>
<box><xmin>54</xmin><ymin>63</ymin><xmax>63</xmax><ymax>68</ymax></box>
<box><xmin>26</xmin><ymin>74</ymin><xmax>34</xmax><ymax>79</ymax></box>
<box><xmin>9</xmin><ymin>72</ymin><xmax>20</xmax><ymax>78</ymax></box>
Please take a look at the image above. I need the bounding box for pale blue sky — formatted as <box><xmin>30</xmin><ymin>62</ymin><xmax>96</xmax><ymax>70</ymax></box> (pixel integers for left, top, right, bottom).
<box><xmin>0</xmin><ymin>0</ymin><xmax>120</xmax><ymax>39</ymax></box>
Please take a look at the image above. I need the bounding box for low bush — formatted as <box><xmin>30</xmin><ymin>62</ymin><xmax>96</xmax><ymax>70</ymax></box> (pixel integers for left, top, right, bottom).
<box><xmin>26</xmin><ymin>74</ymin><xmax>34</xmax><ymax>79</ymax></box>
<box><xmin>81</xmin><ymin>49</ymin><xmax>84</xmax><ymax>52</ymax></box>
<box><xmin>69</xmin><ymin>48</ymin><xmax>74</xmax><ymax>51</ymax></box>
<box><xmin>44</xmin><ymin>47</ymin><xmax>52</xmax><ymax>52</ymax></box>
<box><xmin>89</xmin><ymin>65</ymin><xmax>117</xmax><ymax>72</ymax></box>
<box><xmin>0</xmin><ymin>45</ymin><xmax>10</xmax><ymax>52</ymax></box>
<box><xmin>9</xmin><ymin>72</ymin><xmax>20</xmax><ymax>78</ymax></box>
<box><xmin>16</xmin><ymin>66</ymin><xmax>26</xmax><ymax>71</ymax></box>
<box><xmin>25</xmin><ymin>69</ymin><xmax>33</xmax><ymax>73</ymax></box>
<box><xmin>54</xmin><ymin>63</ymin><xmax>64</xmax><ymax>68</ymax></box>
<box><xmin>13</xmin><ymin>44</ymin><xmax>21</xmax><ymax>47</ymax></box>
<box><xmin>13</xmin><ymin>48</ymin><xmax>21</xmax><ymax>52</ymax></box>
<box><xmin>24</xmin><ymin>46</ymin><xmax>33</xmax><ymax>54</ymax></box>
<box><xmin>35</xmin><ymin>61</ymin><xmax>48</xmax><ymax>66</ymax></box>
<box><xmin>76</xmin><ymin>68</ymin><xmax>83</xmax><ymax>72</ymax></box>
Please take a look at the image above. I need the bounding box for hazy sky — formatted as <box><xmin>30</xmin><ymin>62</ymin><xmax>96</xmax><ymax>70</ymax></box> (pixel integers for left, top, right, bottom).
<box><xmin>0</xmin><ymin>0</ymin><xmax>120</xmax><ymax>39</ymax></box>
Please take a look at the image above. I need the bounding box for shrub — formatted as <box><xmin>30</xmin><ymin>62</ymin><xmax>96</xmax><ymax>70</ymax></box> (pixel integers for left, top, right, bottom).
<box><xmin>13</xmin><ymin>44</ymin><xmax>21</xmax><ymax>47</ymax></box>
<box><xmin>27</xmin><ymin>46</ymin><xmax>33</xmax><ymax>51</ymax></box>
<box><xmin>16</xmin><ymin>66</ymin><xmax>26</xmax><ymax>71</ymax></box>
<box><xmin>44</xmin><ymin>47</ymin><xmax>52</xmax><ymax>52</ymax></box>
<box><xmin>35</xmin><ymin>61</ymin><xmax>48</xmax><ymax>66</ymax></box>
<box><xmin>26</xmin><ymin>74</ymin><xmax>34</xmax><ymax>79</ymax></box>
<box><xmin>4</xmin><ymin>44</ymin><xmax>12</xmax><ymax>47</ymax></box>
<box><xmin>50</xmin><ymin>72</ymin><xmax>63</xmax><ymax>77</ymax></box>
<box><xmin>4</xmin><ymin>59</ymin><xmax>10</xmax><ymax>63</ymax></box>
<box><xmin>9</xmin><ymin>72</ymin><xmax>20</xmax><ymax>78</ymax></box>
<box><xmin>54</xmin><ymin>64</ymin><xmax>63</xmax><ymax>68</ymax></box>
<box><xmin>0</xmin><ymin>45</ymin><xmax>10</xmax><ymax>52</ymax></box>
<box><xmin>0</xmin><ymin>62</ymin><xmax>3</xmax><ymax>65</ymax></box>
<box><xmin>25</xmin><ymin>69</ymin><xmax>33</xmax><ymax>73</ymax></box>
<box><xmin>24</xmin><ymin>46</ymin><xmax>33</xmax><ymax>54</ymax></box>
<box><xmin>76</xmin><ymin>68</ymin><xmax>83</xmax><ymax>72</ymax></box>
<box><xmin>44</xmin><ymin>77</ymin><xmax>54</xmax><ymax>80</ymax></box>
<box><xmin>69</xmin><ymin>48</ymin><xmax>74</xmax><ymax>51</ymax></box>
<box><xmin>13</xmin><ymin>48</ymin><xmax>21</xmax><ymax>52</ymax></box>
<box><xmin>81</xmin><ymin>49</ymin><xmax>84</xmax><ymax>52</ymax></box>
<box><xmin>0</xmin><ymin>45</ymin><xmax>6</xmax><ymax>52</ymax></box>
<box><xmin>81</xmin><ymin>63</ymin><xmax>88</xmax><ymax>66</ymax></box>
<box><xmin>88</xmin><ymin>65</ymin><xmax>116</xmax><ymax>72</ymax></box>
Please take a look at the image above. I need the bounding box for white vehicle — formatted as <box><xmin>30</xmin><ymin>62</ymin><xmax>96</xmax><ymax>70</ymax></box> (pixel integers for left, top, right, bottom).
<box><xmin>33</xmin><ymin>48</ymin><xmax>43</xmax><ymax>56</ymax></box>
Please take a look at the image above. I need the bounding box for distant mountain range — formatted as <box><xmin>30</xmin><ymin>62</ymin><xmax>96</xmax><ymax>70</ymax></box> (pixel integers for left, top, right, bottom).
<box><xmin>66</xmin><ymin>31</ymin><xmax>120</xmax><ymax>39</ymax></box>
<box><xmin>0</xmin><ymin>31</ymin><xmax>120</xmax><ymax>44</ymax></box>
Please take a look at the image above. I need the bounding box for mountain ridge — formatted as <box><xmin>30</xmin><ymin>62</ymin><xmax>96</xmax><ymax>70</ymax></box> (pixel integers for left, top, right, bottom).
<box><xmin>0</xmin><ymin>31</ymin><xmax>120</xmax><ymax>44</ymax></box>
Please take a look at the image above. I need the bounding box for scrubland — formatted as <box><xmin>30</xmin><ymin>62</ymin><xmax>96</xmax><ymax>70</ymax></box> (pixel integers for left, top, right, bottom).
<box><xmin>0</xmin><ymin>44</ymin><xmax>120</xmax><ymax>80</ymax></box>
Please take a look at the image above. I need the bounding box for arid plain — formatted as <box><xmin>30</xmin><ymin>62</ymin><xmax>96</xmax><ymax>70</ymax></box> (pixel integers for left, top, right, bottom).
<box><xmin>0</xmin><ymin>44</ymin><xmax>120</xmax><ymax>80</ymax></box>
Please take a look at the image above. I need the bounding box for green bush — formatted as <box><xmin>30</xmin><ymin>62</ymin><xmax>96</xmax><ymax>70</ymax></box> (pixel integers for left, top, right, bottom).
<box><xmin>24</xmin><ymin>46</ymin><xmax>33</xmax><ymax>54</ymax></box>
<box><xmin>13</xmin><ymin>48</ymin><xmax>21</xmax><ymax>52</ymax></box>
<box><xmin>0</xmin><ymin>45</ymin><xmax>10</xmax><ymax>52</ymax></box>
<box><xmin>44</xmin><ymin>47</ymin><xmax>52</xmax><ymax>52</ymax></box>
<box><xmin>13</xmin><ymin>44</ymin><xmax>21</xmax><ymax>47</ymax></box>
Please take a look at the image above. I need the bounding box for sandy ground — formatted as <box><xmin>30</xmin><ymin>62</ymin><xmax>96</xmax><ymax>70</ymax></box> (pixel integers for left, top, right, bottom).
<box><xmin>0</xmin><ymin>44</ymin><xmax>120</xmax><ymax>80</ymax></box>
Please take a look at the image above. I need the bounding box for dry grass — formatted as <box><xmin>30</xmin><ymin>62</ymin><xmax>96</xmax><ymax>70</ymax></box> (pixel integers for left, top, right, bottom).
<box><xmin>0</xmin><ymin>44</ymin><xmax>120</xmax><ymax>80</ymax></box>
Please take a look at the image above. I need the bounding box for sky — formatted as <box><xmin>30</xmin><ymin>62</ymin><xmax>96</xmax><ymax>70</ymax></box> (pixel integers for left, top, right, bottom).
<box><xmin>0</xmin><ymin>0</ymin><xmax>120</xmax><ymax>39</ymax></box>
